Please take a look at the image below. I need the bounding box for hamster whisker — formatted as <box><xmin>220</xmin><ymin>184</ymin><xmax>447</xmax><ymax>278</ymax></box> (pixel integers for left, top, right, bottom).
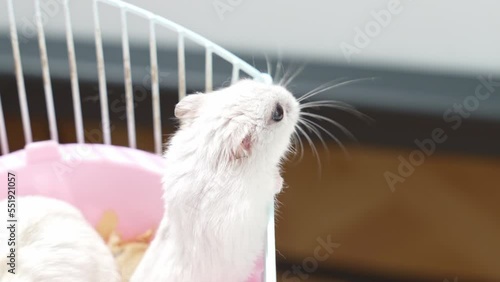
<box><xmin>286</xmin><ymin>132</ymin><xmax>299</xmax><ymax>162</ymax></box>
<box><xmin>295</xmin><ymin>124</ymin><xmax>322</xmax><ymax>172</ymax></box>
<box><xmin>280</xmin><ymin>64</ymin><xmax>306</xmax><ymax>88</ymax></box>
<box><xmin>300</xmin><ymin>117</ymin><xmax>351</xmax><ymax>160</ymax></box>
<box><xmin>264</xmin><ymin>53</ymin><xmax>272</xmax><ymax>77</ymax></box>
<box><xmin>297</xmin><ymin>77</ymin><xmax>376</xmax><ymax>102</ymax></box>
<box><xmin>276</xmin><ymin>249</ymin><xmax>287</xmax><ymax>260</ymax></box>
<box><xmin>292</xmin><ymin>131</ymin><xmax>305</xmax><ymax>162</ymax></box>
<box><xmin>300</xmin><ymin>99</ymin><xmax>353</xmax><ymax>110</ymax></box>
<box><xmin>278</xmin><ymin>63</ymin><xmax>292</xmax><ymax>86</ymax></box>
<box><xmin>297</xmin><ymin>78</ymin><xmax>347</xmax><ymax>102</ymax></box>
<box><xmin>298</xmin><ymin>118</ymin><xmax>330</xmax><ymax>158</ymax></box>
<box><xmin>274</xmin><ymin>60</ymin><xmax>285</xmax><ymax>84</ymax></box>
<box><xmin>300</xmin><ymin>100</ymin><xmax>374</xmax><ymax>124</ymax></box>
<box><xmin>300</xmin><ymin>112</ymin><xmax>358</xmax><ymax>142</ymax></box>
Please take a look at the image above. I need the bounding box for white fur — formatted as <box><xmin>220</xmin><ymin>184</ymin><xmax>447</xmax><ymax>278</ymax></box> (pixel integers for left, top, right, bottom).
<box><xmin>0</xmin><ymin>196</ymin><xmax>120</xmax><ymax>282</ymax></box>
<box><xmin>132</xmin><ymin>80</ymin><xmax>299</xmax><ymax>282</ymax></box>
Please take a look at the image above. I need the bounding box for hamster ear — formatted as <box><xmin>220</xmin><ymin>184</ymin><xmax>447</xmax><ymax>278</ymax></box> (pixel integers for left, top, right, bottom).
<box><xmin>231</xmin><ymin>126</ymin><xmax>255</xmax><ymax>160</ymax></box>
<box><xmin>233</xmin><ymin>133</ymin><xmax>252</xmax><ymax>160</ymax></box>
<box><xmin>175</xmin><ymin>93</ymin><xmax>205</xmax><ymax>123</ymax></box>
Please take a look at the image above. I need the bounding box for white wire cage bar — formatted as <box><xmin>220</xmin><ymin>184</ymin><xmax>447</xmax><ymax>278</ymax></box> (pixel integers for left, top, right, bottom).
<box><xmin>34</xmin><ymin>0</ymin><xmax>58</xmax><ymax>142</ymax></box>
<box><xmin>0</xmin><ymin>94</ymin><xmax>8</xmax><ymax>154</ymax></box>
<box><xmin>63</xmin><ymin>0</ymin><xmax>85</xmax><ymax>144</ymax></box>
<box><xmin>1</xmin><ymin>0</ymin><xmax>276</xmax><ymax>280</ymax></box>
<box><xmin>6</xmin><ymin>0</ymin><xmax>32</xmax><ymax>146</ymax></box>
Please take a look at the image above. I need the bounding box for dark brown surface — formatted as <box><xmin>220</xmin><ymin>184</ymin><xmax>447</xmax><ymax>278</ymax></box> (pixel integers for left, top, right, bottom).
<box><xmin>277</xmin><ymin>144</ymin><xmax>500</xmax><ymax>282</ymax></box>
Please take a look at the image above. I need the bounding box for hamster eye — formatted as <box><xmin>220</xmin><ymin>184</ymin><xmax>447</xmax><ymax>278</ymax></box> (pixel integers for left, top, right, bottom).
<box><xmin>272</xmin><ymin>104</ymin><xmax>284</xmax><ymax>122</ymax></box>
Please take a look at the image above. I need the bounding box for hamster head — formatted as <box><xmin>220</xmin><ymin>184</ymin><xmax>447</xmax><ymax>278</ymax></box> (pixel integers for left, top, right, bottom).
<box><xmin>174</xmin><ymin>79</ymin><xmax>300</xmax><ymax>167</ymax></box>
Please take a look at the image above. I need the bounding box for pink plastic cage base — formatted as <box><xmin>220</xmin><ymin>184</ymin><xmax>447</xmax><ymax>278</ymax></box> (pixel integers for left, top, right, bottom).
<box><xmin>0</xmin><ymin>140</ymin><xmax>263</xmax><ymax>281</ymax></box>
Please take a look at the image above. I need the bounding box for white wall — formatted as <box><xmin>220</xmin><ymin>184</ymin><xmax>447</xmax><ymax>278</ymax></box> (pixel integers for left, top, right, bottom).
<box><xmin>1</xmin><ymin>0</ymin><xmax>499</xmax><ymax>75</ymax></box>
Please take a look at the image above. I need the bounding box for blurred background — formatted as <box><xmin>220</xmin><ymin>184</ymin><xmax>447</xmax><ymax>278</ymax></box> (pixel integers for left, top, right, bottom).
<box><xmin>1</xmin><ymin>0</ymin><xmax>500</xmax><ymax>281</ymax></box>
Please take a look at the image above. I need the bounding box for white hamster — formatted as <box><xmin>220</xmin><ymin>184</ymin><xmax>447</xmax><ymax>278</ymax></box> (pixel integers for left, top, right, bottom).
<box><xmin>132</xmin><ymin>79</ymin><xmax>299</xmax><ymax>282</ymax></box>
<box><xmin>0</xmin><ymin>196</ymin><xmax>120</xmax><ymax>282</ymax></box>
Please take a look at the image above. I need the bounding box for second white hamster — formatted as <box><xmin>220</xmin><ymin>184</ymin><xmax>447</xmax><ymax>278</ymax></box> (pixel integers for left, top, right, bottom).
<box><xmin>0</xmin><ymin>195</ymin><xmax>120</xmax><ymax>282</ymax></box>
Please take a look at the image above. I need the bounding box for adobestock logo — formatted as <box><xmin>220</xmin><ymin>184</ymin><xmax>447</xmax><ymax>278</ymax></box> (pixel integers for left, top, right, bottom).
<box><xmin>281</xmin><ymin>235</ymin><xmax>340</xmax><ymax>281</ymax></box>
<box><xmin>384</xmin><ymin>127</ymin><xmax>447</xmax><ymax>192</ymax></box>
<box><xmin>213</xmin><ymin>0</ymin><xmax>244</xmax><ymax>21</ymax></box>
<box><xmin>16</xmin><ymin>0</ymin><xmax>64</xmax><ymax>43</ymax></box>
<box><xmin>385</xmin><ymin>75</ymin><xmax>500</xmax><ymax>192</ymax></box>
<box><xmin>340</xmin><ymin>0</ymin><xmax>412</xmax><ymax>63</ymax></box>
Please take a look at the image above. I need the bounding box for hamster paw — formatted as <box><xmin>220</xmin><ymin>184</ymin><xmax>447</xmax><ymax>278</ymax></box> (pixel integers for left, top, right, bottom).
<box><xmin>274</xmin><ymin>174</ymin><xmax>284</xmax><ymax>194</ymax></box>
